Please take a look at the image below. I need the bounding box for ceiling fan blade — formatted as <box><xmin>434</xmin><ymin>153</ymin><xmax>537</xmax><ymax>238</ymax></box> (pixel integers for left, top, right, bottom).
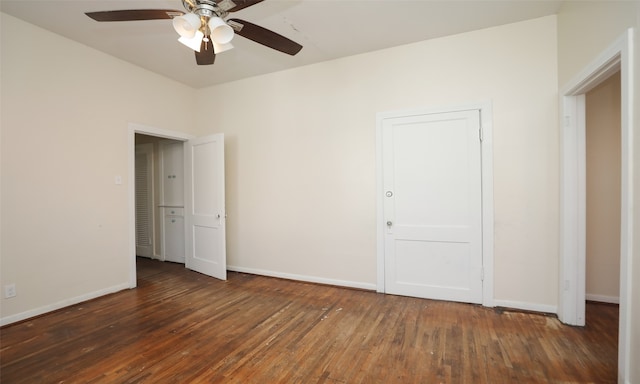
<box><xmin>195</xmin><ymin>39</ymin><xmax>216</xmax><ymax>65</ymax></box>
<box><xmin>218</xmin><ymin>0</ymin><xmax>265</xmax><ymax>12</ymax></box>
<box><xmin>227</xmin><ymin>19</ymin><xmax>302</xmax><ymax>56</ymax></box>
<box><xmin>85</xmin><ymin>10</ymin><xmax>183</xmax><ymax>22</ymax></box>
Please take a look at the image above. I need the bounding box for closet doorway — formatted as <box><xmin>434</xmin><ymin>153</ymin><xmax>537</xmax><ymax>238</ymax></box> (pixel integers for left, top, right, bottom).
<box><xmin>134</xmin><ymin>134</ymin><xmax>185</xmax><ymax>264</ymax></box>
<box><xmin>128</xmin><ymin>124</ymin><xmax>228</xmax><ymax>286</ymax></box>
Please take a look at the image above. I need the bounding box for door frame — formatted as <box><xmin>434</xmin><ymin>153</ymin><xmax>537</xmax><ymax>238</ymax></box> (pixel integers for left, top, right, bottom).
<box><xmin>375</xmin><ymin>101</ymin><xmax>495</xmax><ymax>307</ymax></box>
<box><xmin>127</xmin><ymin>123</ymin><xmax>194</xmax><ymax>288</ymax></box>
<box><xmin>558</xmin><ymin>28</ymin><xmax>634</xmax><ymax>382</ymax></box>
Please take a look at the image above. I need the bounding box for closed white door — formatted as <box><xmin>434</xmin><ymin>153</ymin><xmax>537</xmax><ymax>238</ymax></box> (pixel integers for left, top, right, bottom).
<box><xmin>382</xmin><ymin>109</ymin><xmax>483</xmax><ymax>304</ymax></box>
<box><xmin>185</xmin><ymin>134</ymin><xmax>227</xmax><ymax>280</ymax></box>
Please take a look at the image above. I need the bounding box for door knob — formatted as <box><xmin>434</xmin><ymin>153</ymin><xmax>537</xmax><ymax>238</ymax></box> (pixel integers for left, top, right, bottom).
<box><xmin>386</xmin><ymin>221</ymin><xmax>393</xmax><ymax>226</ymax></box>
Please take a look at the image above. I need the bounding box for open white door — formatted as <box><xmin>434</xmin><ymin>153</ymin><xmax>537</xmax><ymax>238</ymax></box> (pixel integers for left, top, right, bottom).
<box><xmin>185</xmin><ymin>133</ymin><xmax>226</xmax><ymax>280</ymax></box>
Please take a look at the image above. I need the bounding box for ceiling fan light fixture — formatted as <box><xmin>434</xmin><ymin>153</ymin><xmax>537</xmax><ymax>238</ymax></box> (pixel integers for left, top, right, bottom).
<box><xmin>178</xmin><ymin>29</ymin><xmax>204</xmax><ymax>52</ymax></box>
<box><xmin>173</xmin><ymin>12</ymin><xmax>201</xmax><ymax>38</ymax></box>
<box><xmin>213</xmin><ymin>41</ymin><xmax>234</xmax><ymax>54</ymax></box>
<box><xmin>208</xmin><ymin>17</ymin><xmax>234</xmax><ymax>44</ymax></box>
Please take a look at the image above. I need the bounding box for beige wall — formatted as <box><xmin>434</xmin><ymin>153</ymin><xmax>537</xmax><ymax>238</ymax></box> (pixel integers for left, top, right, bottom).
<box><xmin>0</xmin><ymin>13</ymin><xmax>197</xmax><ymax>323</ymax></box>
<box><xmin>557</xmin><ymin>2</ymin><xmax>640</xmax><ymax>382</ymax></box>
<box><xmin>585</xmin><ymin>72</ymin><xmax>621</xmax><ymax>302</ymax></box>
<box><xmin>557</xmin><ymin>1</ymin><xmax>637</xmax><ymax>86</ymax></box>
<box><xmin>195</xmin><ymin>16</ymin><xmax>559</xmax><ymax>308</ymax></box>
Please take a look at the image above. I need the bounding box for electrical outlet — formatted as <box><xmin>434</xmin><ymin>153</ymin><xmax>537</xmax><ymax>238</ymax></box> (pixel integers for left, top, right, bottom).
<box><xmin>4</xmin><ymin>284</ymin><xmax>16</xmax><ymax>298</ymax></box>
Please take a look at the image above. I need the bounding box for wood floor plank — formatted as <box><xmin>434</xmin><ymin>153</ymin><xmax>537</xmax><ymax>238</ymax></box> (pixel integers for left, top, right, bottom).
<box><xmin>1</xmin><ymin>258</ymin><xmax>618</xmax><ymax>383</ymax></box>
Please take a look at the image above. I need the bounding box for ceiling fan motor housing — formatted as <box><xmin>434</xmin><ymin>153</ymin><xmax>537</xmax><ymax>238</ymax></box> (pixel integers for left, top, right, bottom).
<box><xmin>182</xmin><ymin>0</ymin><xmax>229</xmax><ymax>19</ymax></box>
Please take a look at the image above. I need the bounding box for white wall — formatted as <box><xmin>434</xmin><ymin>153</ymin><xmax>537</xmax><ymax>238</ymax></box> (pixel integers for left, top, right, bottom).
<box><xmin>0</xmin><ymin>13</ymin><xmax>197</xmax><ymax>324</ymax></box>
<box><xmin>195</xmin><ymin>16</ymin><xmax>559</xmax><ymax>308</ymax></box>
<box><xmin>585</xmin><ymin>72</ymin><xmax>621</xmax><ymax>303</ymax></box>
<box><xmin>557</xmin><ymin>2</ymin><xmax>638</xmax><ymax>87</ymax></box>
<box><xmin>556</xmin><ymin>2</ymin><xmax>640</xmax><ymax>382</ymax></box>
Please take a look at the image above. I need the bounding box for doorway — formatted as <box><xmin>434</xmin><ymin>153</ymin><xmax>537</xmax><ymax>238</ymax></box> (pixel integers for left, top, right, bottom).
<box><xmin>584</xmin><ymin>71</ymin><xmax>621</xmax><ymax>364</ymax></box>
<box><xmin>127</xmin><ymin>124</ymin><xmax>193</xmax><ymax>288</ymax></box>
<box><xmin>585</xmin><ymin>71</ymin><xmax>621</xmax><ymax>307</ymax></box>
<box><xmin>134</xmin><ymin>133</ymin><xmax>185</xmax><ymax>262</ymax></box>
<box><xmin>558</xmin><ymin>29</ymin><xmax>633</xmax><ymax>382</ymax></box>
<box><xmin>127</xmin><ymin>123</ymin><xmax>228</xmax><ymax>288</ymax></box>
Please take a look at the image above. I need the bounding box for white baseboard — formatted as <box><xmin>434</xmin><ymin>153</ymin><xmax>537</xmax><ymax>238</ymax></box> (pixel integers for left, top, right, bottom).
<box><xmin>0</xmin><ymin>283</ymin><xmax>130</xmax><ymax>327</ymax></box>
<box><xmin>493</xmin><ymin>299</ymin><xmax>557</xmax><ymax>315</ymax></box>
<box><xmin>227</xmin><ymin>265</ymin><xmax>377</xmax><ymax>291</ymax></box>
<box><xmin>586</xmin><ymin>293</ymin><xmax>619</xmax><ymax>304</ymax></box>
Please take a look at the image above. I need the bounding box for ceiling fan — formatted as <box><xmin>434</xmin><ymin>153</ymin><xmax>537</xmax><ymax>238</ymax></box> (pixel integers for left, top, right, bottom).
<box><xmin>86</xmin><ymin>0</ymin><xmax>303</xmax><ymax>65</ymax></box>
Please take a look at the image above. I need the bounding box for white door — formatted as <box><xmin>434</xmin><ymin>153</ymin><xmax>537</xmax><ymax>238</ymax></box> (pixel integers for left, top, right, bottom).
<box><xmin>135</xmin><ymin>143</ymin><xmax>153</xmax><ymax>258</ymax></box>
<box><xmin>185</xmin><ymin>133</ymin><xmax>227</xmax><ymax>280</ymax></box>
<box><xmin>382</xmin><ymin>109</ymin><xmax>483</xmax><ymax>304</ymax></box>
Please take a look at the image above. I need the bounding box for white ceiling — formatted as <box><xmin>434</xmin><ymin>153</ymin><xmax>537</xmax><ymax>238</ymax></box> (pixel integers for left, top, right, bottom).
<box><xmin>1</xmin><ymin>0</ymin><xmax>564</xmax><ymax>89</ymax></box>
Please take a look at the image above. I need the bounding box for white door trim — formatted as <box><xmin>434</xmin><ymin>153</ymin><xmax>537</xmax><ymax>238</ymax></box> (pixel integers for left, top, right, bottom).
<box><xmin>127</xmin><ymin>123</ymin><xmax>195</xmax><ymax>288</ymax></box>
<box><xmin>376</xmin><ymin>101</ymin><xmax>494</xmax><ymax>307</ymax></box>
<box><xmin>558</xmin><ymin>28</ymin><xmax>633</xmax><ymax>384</ymax></box>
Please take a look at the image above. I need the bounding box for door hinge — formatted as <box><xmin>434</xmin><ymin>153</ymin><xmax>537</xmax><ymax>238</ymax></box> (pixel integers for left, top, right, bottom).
<box><xmin>479</xmin><ymin>126</ymin><xmax>483</xmax><ymax>142</ymax></box>
<box><xmin>481</xmin><ymin>268</ymin><xmax>484</xmax><ymax>281</ymax></box>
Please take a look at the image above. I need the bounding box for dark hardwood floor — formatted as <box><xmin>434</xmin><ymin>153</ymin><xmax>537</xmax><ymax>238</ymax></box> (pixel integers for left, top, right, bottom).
<box><xmin>1</xmin><ymin>258</ymin><xmax>618</xmax><ymax>383</ymax></box>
